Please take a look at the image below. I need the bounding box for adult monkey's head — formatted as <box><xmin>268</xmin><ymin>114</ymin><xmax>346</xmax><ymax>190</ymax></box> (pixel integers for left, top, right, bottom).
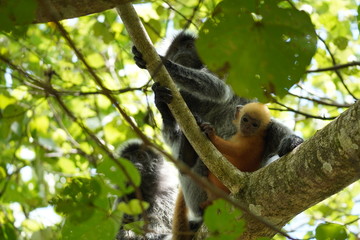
<box><xmin>165</xmin><ymin>32</ymin><xmax>204</xmax><ymax>69</ymax></box>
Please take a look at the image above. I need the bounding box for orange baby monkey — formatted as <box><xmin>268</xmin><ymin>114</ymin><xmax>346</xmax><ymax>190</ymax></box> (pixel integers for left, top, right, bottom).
<box><xmin>172</xmin><ymin>103</ymin><xmax>271</xmax><ymax>239</ymax></box>
<box><xmin>200</xmin><ymin>102</ymin><xmax>271</xmax><ymax>193</ymax></box>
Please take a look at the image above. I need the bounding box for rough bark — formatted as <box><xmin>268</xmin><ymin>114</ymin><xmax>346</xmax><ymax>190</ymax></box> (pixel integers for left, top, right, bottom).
<box><xmin>195</xmin><ymin>101</ymin><xmax>360</xmax><ymax>239</ymax></box>
<box><xmin>235</xmin><ymin>100</ymin><xmax>360</xmax><ymax>239</ymax></box>
<box><xmin>32</xmin><ymin>0</ymin><xmax>131</xmax><ymax>23</ymax></box>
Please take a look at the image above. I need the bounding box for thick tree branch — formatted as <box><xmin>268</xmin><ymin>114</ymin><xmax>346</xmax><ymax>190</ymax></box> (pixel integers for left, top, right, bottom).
<box><xmin>32</xmin><ymin>0</ymin><xmax>131</xmax><ymax>23</ymax></box>
<box><xmin>116</xmin><ymin>3</ymin><xmax>246</xmax><ymax>193</ymax></box>
<box><xmin>232</xmin><ymin>100</ymin><xmax>360</xmax><ymax>239</ymax></box>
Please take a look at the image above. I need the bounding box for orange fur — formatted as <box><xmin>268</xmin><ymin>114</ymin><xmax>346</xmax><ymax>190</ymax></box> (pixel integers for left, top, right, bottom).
<box><xmin>208</xmin><ymin>103</ymin><xmax>271</xmax><ymax>193</ymax></box>
<box><xmin>172</xmin><ymin>189</ymin><xmax>193</xmax><ymax>240</ymax></box>
<box><xmin>172</xmin><ymin>103</ymin><xmax>271</xmax><ymax>236</ymax></box>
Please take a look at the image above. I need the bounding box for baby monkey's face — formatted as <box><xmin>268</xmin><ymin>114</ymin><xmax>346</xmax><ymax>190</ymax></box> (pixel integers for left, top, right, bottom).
<box><xmin>233</xmin><ymin>103</ymin><xmax>271</xmax><ymax>137</ymax></box>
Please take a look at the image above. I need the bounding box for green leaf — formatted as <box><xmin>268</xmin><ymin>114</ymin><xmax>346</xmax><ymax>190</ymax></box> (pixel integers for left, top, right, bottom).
<box><xmin>93</xmin><ymin>22</ymin><xmax>114</xmax><ymax>44</ymax></box>
<box><xmin>204</xmin><ymin>199</ymin><xmax>244</xmax><ymax>239</ymax></box>
<box><xmin>333</xmin><ymin>37</ymin><xmax>348</xmax><ymax>50</ymax></box>
<box><xmin>122</xmin><ymin>221</ymin><xmax>145</xmax><ymax>235</ymax></box>
<box><xmin>3</xmin><ymin>104</ymin><xmax>25</xmax><ymax>118</ymax></box>
<box><xmin>0</xmin><ymin>9</ymin><xmax>13</xmax><ymax>32</ymax></box>
<box><xmin>315</xmin><ymin>223</ymin><xmax>348</xmax><ymax>240</ymax></box>
<box><xmin>317</xmin><ymin>205</ymin><xmax>333</xmax><ymax>217</ymax></box>
<box><xmin>0</xmin><ymin>119</ymin><xmax>11</xmax><ymax>140</ymax></box>
<box><xmin>142</xmin><ymin>18</ymin><xmax>162</xmax><ymax>43</ymax></box>
<box><xmin>0</xmin><ymin>95</ymin><xmax>16</xmax><ymax>109</ymax></box>
<box><xmin>13</xmin><ymin>0</ymin><xmax>37</xmax><ymax>24</ymax></box>
<box><xmin>97</xmin><ymin>157</ymin><xmax>141</xmax><ymax>196</ymax></box>
<box><xmin>1</xmin><ymin>104</ymin><xmax>26</xmax><ymax>139</ymax></box>
<box><xmin>0</xmin><ymin>222</ymin><xmax>18</xmax><ymax>240</ymax></box>
<box><xmin>29</xmin><ymin>227</ymin><xmax>60</xmax><ymax>240</ymax></box>
<box><xmin>117</xmin><ymin>199</ymin><xmax>149</xmax><ymax>215</ymax></box>
<box><xmin>22</xmin><ymin>219</ymin><xmax>41</xmax><ymax>232</ymax></box>
<box><xmin>0</xmin><ymin>0</ymin><xmax>37</xmax><ymax>31</ymax></box>
<box><xmin>51</xmin><ymin>177</ymin><xmax>101</xmax><ymax>222</ymax></box>
<box><xmin>29</xmin><ymin>116</ymin><xmax>50</xmax><ymax>135</ymax></box>
<box><xmin>86</xmin><ymin>53</ymin><xmax>105</xmax><ymax>68</ymax></box>
<box><xmin>0</xmin><ymin>166</ymin><xmax>6</xmax><ymax>179</ymax></box>
<box><xmin>62</xmin><ymin>209</ymin><xmax>121</xmax><ymax>240</ymax></box>
<box><xmin>197</xmin><ymin>0</ymin><xmax>317</xmax><ymax>101</ymax></box>
<box><xmin>57</xmin><ymin>157</ymin><xmax>77</xmax><ymax>174</ymax></box>
<box><xmin>93</xmin><ymin>22</ymin><xmax>107</xmax><ymax>37</ymax></box>
<box><xmin>156</xmin><ymin>5</ymin><xmax>166</xmax><ymax>16</ymax></box>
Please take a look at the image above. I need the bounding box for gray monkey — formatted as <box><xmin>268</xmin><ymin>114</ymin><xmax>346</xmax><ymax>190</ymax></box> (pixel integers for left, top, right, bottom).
<box><xmin>132</xmin><ymin>32</ymin><xmax>303</xmax><ymax>238</ymax></box>
<box><xmin>115</xmin><ymin>140</ymin><xmax>177</xmax><ymax>240</ymax></box>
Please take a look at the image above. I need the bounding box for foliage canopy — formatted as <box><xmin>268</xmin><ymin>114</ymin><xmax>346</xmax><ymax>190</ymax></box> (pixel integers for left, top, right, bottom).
<box><xmin>0</xmin><ymin>0</ymin><xmax>359</xmax><ymax>239</ymax></box>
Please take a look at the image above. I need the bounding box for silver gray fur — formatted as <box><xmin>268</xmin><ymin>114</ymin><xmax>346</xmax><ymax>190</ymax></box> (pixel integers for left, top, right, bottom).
<box><xmin>118</xmin><ymin>32</ymin><xmax>303</xmax><ymax>239</ymax></box>
<box><xmin>154</xmin><ymin>32</ymin><xmax>303</xmax><ymax>222</ymax></box>
<box><xmin>115</xmin><ymin>140</ymin><xmax>178</xmax><ymax>240</ymax></box>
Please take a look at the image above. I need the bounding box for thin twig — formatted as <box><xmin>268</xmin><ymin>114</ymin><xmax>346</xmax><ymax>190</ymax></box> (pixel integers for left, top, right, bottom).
<box><xmin>307</xmin><ymin>61</ymin><xmax>360</xmax><ymax>73</ymax></box>
<box><xmin>46</xmin><ymin>97</ymin><xmax>98</xmax><ymax>164</ymax></box>
<box><xmin>271</xmin><ymin>100</ymin><xmax>337</xmax><ymax>120</ymax></box>
<box><xmin>1</xmin><ymin>52</ymin><xmax>147</xmax><ymax>215</ymax></box>
<box><xmin>288</xmin><ymin>91</ymin><xmax>352</xmax><ymax>108</ymax></box>
<box><xmin>183</xmin><ymin>0</ymin><xmax>204</xmax><ymax>30</ymax></box>
<box><xmin>163</xmin><ymin>0</ymin><xmax>200</xmax><ymax>30</ymax></box>
<box><xmin>0</xmin><ymin>67</ymin><xmax>147</xmax><ymax>96</ymax></box>
<box><xmin>296</xmin><ymin>83</ymin><xmax>342</xmax><ymax>103</ymax></box>
<box><xmin>316</xmin><ymin>34</ymin><xmax>357</xmax><ymax>100</ymax></box>
<box><xmin>51</xmin><ymin>20</ymin><xmax>154</xmax><ymax>224</ymax></box>
<box><xmin>56</xmin><ymin>87</ymin><xmax>146</xmax><ymax>96</ymax></box>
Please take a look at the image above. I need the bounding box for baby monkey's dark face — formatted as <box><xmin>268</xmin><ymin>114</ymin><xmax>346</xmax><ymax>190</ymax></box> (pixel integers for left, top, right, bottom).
<box><xmin>233</xmin><ymin>103</ymin><xmax>271</xmax><ymax>137</ymax></box>
<box><xmin>240</xmin><ymin>113</ymin><xmax>261</xmax><ymax>136</ymax></box>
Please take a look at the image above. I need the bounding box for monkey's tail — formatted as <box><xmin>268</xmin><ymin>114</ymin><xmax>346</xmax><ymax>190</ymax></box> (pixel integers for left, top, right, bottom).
<box><xmin>172</xmin><ymin>188</ymin><xmax>194</xmax><ymax>240</ymax></box>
